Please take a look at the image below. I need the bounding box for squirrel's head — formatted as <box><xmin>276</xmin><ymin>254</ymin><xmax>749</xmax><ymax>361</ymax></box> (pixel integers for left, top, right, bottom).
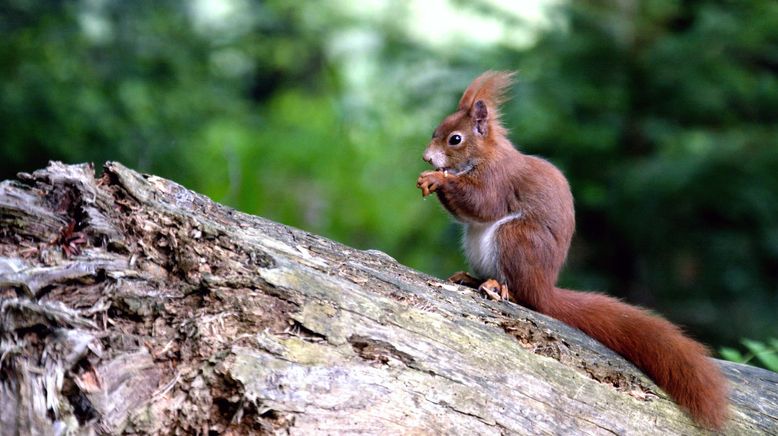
<box><xmin>422</xmin><ymin>70</ymin><xmax>515</xmax><ymax>175</ymax></box>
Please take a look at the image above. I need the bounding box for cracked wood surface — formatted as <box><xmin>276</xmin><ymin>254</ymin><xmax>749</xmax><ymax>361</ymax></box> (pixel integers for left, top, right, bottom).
<box><xmin>0</xmin><ymin>161</ymin><xmax>776</xmax><ymax>435</ymax></box>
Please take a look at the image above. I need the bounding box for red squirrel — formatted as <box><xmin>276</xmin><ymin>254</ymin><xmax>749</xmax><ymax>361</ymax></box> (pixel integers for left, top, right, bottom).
<box><xmin>416</xmin><ymin>71</ymin><xmax>728</xmax><ymax>429</ymax></box>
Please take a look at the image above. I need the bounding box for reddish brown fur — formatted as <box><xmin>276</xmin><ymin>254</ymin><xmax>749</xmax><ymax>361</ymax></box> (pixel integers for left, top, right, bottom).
<box><xmin>417</xmin><ymin>71</ymin><xmax>728</xmax><ymax>429</ymax></box>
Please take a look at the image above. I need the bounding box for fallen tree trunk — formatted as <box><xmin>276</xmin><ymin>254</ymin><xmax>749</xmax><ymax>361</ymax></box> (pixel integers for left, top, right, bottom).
<box><xmin>0</xmin><ymin>161</ymin><xmax>775</xmax><ymax>435</ymax></box>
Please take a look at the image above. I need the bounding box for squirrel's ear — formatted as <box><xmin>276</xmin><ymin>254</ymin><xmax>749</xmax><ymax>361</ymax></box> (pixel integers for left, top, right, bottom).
<box><xmin>458</xmin><ymin>71</ymin><xmax>515</xmax><ymax>139</ymax></box>
<box><xmin>472</xmin><ymin>100</ymin><xmax>488</xmax><ymax>136</ymax></box>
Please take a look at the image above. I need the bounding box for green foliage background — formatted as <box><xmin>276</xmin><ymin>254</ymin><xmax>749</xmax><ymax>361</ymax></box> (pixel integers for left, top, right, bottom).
<box><xmin>2</xmin><ymin>0</ymin><xmax>777</xmax><ymax>353</ymax></box>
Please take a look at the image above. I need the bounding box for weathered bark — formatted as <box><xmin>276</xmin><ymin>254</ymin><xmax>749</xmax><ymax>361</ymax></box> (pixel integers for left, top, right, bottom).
<box><xmin>0</xmin><ymin>161</ymin><xmax>775</xmax><ymax>435</ymax></box>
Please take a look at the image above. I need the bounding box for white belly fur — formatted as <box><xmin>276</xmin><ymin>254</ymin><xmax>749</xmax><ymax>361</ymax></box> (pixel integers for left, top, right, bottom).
<box><xmin>463</xmin><ymin>212</ymin><xmax>522</xmax><ymax>281</ymax></box>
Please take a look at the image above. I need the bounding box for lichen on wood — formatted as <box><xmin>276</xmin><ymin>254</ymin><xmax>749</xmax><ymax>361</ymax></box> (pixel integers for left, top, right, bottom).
<box><xmin>0</xmin><ymin>161</ymin><xmax>776</xmax><ymax>435</ymax></box>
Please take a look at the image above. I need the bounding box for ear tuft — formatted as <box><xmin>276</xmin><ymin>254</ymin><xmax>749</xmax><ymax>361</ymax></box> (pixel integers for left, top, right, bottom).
<box><xmin>457</xmin><ymin>70</ymin><xmax>516</xmax><ymax>113</ymax></box>
<box><xmin>457</xmin><ymin>70</ymin><xmax>515</xmax><ymax>137</ymax></box>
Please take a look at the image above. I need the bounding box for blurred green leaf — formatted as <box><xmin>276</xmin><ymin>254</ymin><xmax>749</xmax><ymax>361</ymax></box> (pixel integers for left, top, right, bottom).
<box><xmin>742</xmin><ymin>339</ymin><xmax>778</xmax><ymax>372</ymax></box>
<box><xmin>720</xmin><ymin>339</ymin><xmax>778</xmax><ymax>372</ymax></box>
<box><xmin>718</xmin><ymin>347</ymin><xmax>745</xmax><ymax>364</ymax></box>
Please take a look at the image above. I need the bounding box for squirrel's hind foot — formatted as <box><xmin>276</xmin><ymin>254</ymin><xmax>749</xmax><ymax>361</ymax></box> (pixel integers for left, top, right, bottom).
<box><xmin>478</xmin><ymin>279</ymin><xmax>510</xmax><ymax>301</ymax></box>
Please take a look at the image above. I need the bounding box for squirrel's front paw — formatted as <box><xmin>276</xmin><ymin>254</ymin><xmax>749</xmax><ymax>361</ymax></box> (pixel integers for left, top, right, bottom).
<box><xmin>416</xmin><ymin>171</ymin><xmax>446</xmax><ymax>197</ymax></box>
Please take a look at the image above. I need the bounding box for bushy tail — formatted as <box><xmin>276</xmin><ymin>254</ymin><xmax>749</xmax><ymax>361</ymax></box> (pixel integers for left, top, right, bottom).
<box><xmin>546</xmin><ymin>288</ymin><xmax>728</xmax><ymax>429</ymax></box>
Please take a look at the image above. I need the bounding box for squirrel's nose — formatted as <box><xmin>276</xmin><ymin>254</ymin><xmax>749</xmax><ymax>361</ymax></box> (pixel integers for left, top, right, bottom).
<box><xmin>423</xmin><ymin>150</ymin><xmax>433</xmax><ymax>164</ymax></box>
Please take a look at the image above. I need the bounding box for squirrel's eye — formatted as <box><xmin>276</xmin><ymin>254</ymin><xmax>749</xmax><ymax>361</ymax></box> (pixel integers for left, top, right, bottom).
<box><xmin>448</xmin><ymin>134</ymin><xmax>462</xmax><ymax>146</ymax></box>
